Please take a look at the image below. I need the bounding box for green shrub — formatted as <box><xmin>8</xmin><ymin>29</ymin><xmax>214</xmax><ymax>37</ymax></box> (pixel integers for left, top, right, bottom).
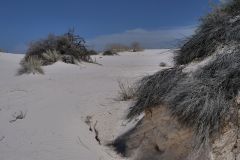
<box><xmin>18</xmin><ymin>56</ymin><xmax>44</xmax><ymax>75</ymax></box>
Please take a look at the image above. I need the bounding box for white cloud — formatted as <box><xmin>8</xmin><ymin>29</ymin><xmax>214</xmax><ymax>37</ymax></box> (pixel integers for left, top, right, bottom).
<box><xmin>87</xmin><ymin>26</ymin><xmax>196</xmax><ymax>51</ymax></box>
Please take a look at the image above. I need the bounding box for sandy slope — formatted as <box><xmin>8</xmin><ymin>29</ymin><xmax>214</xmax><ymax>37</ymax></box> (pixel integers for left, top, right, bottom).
<box><xmin>0</xmin><ymin>50</ymin><xmax>174</xmax><ymax>160</ymax></box>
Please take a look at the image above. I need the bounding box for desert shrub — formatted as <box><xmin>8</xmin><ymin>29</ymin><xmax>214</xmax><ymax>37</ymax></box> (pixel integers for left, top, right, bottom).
<box><xmin>131</xmin><ymin>42</ymin><xmax>144</xmax><ymax>52</ymax></box>
<box><xmin>103</xmin><ymin>50</ymin><xmax>118</xmax><ymax>56</ymax></box>
<box><xmin>17</xmin><ymin>56</ymin><xmax>44</xmax><ymax>75</ymax></box>
<box><xmin>24</xmin><ymin>29</ymin><xmax>93</xmax><ymax>65</ymax></box>
<box><xmin>159</xmin><ymin>62</ymin><xmax>167</xmax><ymax>67</ymax></box>
<box><xmin>117</xmin><ymin>80</ymin><xmax>136</xmax><ymax>101</ymax></box>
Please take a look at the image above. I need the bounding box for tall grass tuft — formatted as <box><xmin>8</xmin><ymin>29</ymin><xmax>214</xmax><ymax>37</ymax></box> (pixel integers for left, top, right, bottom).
<box><xmin>42</xmin><ymin>49</ymin><xmax>61</xmax><ymax>65</ymax></box>
<box><xmin>17</xmin><ymin>56</ymin><xmax>44</xmax><ymax>75</ymax></box>
<box><xmin>117</xmin><ymin>80</ymin><xmax>136</xmax><ymax>101</ymax></box>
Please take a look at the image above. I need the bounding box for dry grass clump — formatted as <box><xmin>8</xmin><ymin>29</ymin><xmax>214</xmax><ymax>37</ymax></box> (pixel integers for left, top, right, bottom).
<box><xmin>17</xmin><ymin>56</ymin><xmax>44</xmax><ymax>75</ymax></box>
<box><xmin>127</xmin><ymin>67</ymin><xmax>186</xmax><ymax>119</ymax></box>
<box><xmin>117</xmin><ymin>80</ymin><xmax>136</xmax><ymax>101</ymax></box>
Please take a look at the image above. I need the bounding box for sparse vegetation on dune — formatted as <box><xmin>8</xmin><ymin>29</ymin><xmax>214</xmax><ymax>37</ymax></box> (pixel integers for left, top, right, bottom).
<box><xmin>122</xmin><ymin>0</ymin><xmax>240</xmax><ymax>150</ymax></box>
<box><xmin>18</xmin><ymin>29</ymin><xmax>97</xmax><ymax>75</ymax></box>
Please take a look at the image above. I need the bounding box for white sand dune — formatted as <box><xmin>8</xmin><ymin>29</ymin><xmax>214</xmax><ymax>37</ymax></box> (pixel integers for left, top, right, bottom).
<box><xmin>0</xmin><ymin>49</ymin><xmax>174</xmax><ymax>160</ymax></box>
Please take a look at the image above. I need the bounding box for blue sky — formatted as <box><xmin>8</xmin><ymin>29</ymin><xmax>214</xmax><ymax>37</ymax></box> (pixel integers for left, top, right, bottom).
<box><xmin>0</xmin><ymin>0</ymin><xmax>222</xmax><ymax>53</ymax></box>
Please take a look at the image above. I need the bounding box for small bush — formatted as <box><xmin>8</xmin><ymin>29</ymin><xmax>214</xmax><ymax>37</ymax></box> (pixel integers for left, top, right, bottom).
<box><xmin>18</xmin><ymin>56</ymin><xmax>44</xmax><ymax>75</ymax></box>
<box><xmin>103</xmin><ymin>50</ymin><xmax>118</xmax><ymax>56</ymax></box>
<box><xmin>117</xmin><ymin>80</ymin><xmax>136</xmax><ymax>101</ymax></box>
